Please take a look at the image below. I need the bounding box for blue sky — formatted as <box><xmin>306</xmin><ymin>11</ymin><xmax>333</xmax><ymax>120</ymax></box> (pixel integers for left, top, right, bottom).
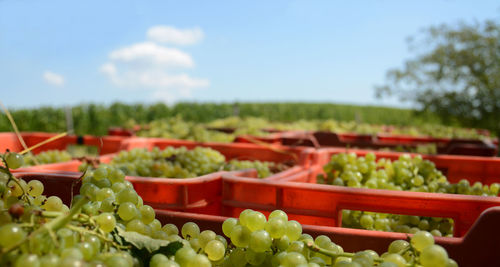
<box><xmin>1</xmin><ymin>0</ymin><xmax>499</xmax><ymax>108</ymax></box>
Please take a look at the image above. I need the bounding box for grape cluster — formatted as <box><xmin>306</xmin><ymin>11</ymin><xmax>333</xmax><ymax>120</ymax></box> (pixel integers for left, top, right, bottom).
<box><xmin>136</xmin><ymin>117</ymin><xmax>236</xmax><ymax>143</ymax></box>
<box><xmin>79</xmin><ymin>147</ymin><xmax>281</xmax><ymax>179</ymax></box>
<box><xmin>22</xmin><ymin>150</ymin><xmax>73</xmax><ymax>166</ymax></box>
<box><xmin>318</xmin><ymin>152</ymin><xmax>499</xmax><ymax>235</ymax></box>
<box><xmin>219</xmin><ymin>208</ymin><xmax>457</xmax><ymax>267</ymax></box>
<box><xmin>0</xmin><ymin>152</ymin><xmax>458</xmax><ymax>267</ymax></box>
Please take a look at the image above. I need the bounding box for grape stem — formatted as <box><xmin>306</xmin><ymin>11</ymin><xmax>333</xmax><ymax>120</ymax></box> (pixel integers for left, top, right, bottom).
<box><xmin>304</xmin><ymin>241</ymin><xmax>383</xmax><ymax>263</ymax></box>
<box><xmin>66</xmin><ymin>224</ymin><xmax>130</xmax><ymax>250</ymax></box>
<box><xmin>0</xmin><ymin>161</ymin><xmax>34</xmax><ymax>206</ymax></box>
<box><xmin>0</xmin><ymin>195</ymin><xmax>89</xmax><ymax>254</ymax></box>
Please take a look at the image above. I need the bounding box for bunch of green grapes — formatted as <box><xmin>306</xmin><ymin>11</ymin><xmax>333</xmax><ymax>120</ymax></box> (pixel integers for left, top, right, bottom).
<box><xmin>22</xmin><ymin>150</ymin><xmax>72</xmax><ymax>166</ymax></box>
<box><xmin>136</xmin><ymin>117</ymin><xmax>236</xmax><ymax>143</ymax></box>
<box><xmin>0</xmin><ymin>151</ymin><xmax>217</xmax><ymax>266</ymax></box>
<box><xmin>224</xmin><ymin>160</ymin><xmax>276</xmax><ymax>178</ymax></box>
<box><xmin>318</xmin><ymin>152</ymin><xmax>500</xmax><ymax>235</ymax></box>
<box><xmin>1</xmin><ymin>152</ymin><xmax>457</xmax><ymax>267</ymax></box>
<box><xmin>218</xmin><ymin>208</ymin><xmax>457</xmax><ymax>267</ymax></box>
<box><xmin>79</xmin><ymin>146</ymin><xmax>279</xmax><ymax>179</ymax></box>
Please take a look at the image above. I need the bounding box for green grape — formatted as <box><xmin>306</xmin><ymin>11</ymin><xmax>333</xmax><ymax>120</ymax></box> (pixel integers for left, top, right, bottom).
<box><xmin>111</xmin><ymin>182</ymin><xmax>127</xmax><ymax>193</ymax></box>
<box><xmin>60</xmin><ymin>247</ymin><xmax>83</xmax><ymax>260</ymax></box>
<box><xmin>57</xmin><ymin>228</ymin><xmax>78</xmax><ymax>248</ymax></box>
<box><xmin>269</xmin><ymin>209</ymin><xmax>288</xmax><ymax>221</ymax></box>
<box><xmin>8</xmin><ymin>179</ymin><xmax>27</xmax><ymax>197</ymax></box>
<box><xmin>56</xmin><ymin>258</ymin><xmax>85</xmax><ymax>267</ymax></box>
<box><xmin>79</xmin><ymin>182</ymin><xmax>98</xmax><ymax>200</ymax></box>
<box><xmin>5</xmin><ymin>152</ymin><xmax>24</xmax><ymax>169</ymax></box>
<box><xmin>250</xmin><ymin>230</ymin><xmax>272</xmax><ymax>252</ymax></box>
<box><xmin>117</xmin><ymin>202</ymin><xmax>139</xmax><ymax>221</ymax></box>
<box><xmin>285</xmin><ymin>220</ymin><xmax>302</xmax><ymax>241</ymax></box>
<box><xmin>139</xmin><ymin>205</ymin><xmax>155</xmax><ymax>224</ymax></box>
<box><xmin>96</xmin><ymin>188</ymin><xmax>115</xmax><ymax>201</ymax></box>
<box><xmin>174</xmin><ymin>247</ymin><xmax>197</xmax><ymax>266</ymax></box>
<box><xmin>246</xmin><ymin>211</ymin><xmax>267</xmax><ymax>231</ymax></box>
<box><xmin>446</xmin><ymin>258</ymin><xmax>458</xmax><ymax>267</ymax></box>
<box><xmin>95</xmin><ymin>213</ymin><xmax>116</xmax><ymax>233</ymax></box>
<box><xmin>189</xmin><ymin>238</ymin><xmax>202</xmax><ymax>251</ymax></box>
<box><xmin>431</xmin><ymin>229</ymin><xmax>443</xmax><ymax>237</ymax></box>
<box><xmin>275</xmin><ymin>235</ymin><xmax>291</xmax><ymax>251</ymax></box>
<box><xmin>411</xmin><ymin>230</ymin><xmax>434</xmax><ymax>251</ymax></box>
<box><xmin>126</xmin><ymin>219</ymin><xmax>146</xmax><ymax>234</ymax></box>
<box><xmin>388</xmin><ymin>240</ymin><xmax>409</xmax><ymax>254</ymax></box>
<box><xmin>84</xmin><ymin>235</ymin><xmax>101</xmax><ymax>253</ymax></box>
<box><xmin>152</xmin><ymin>230</ymin><xmax>168</xmax><ymax>240</ymax></box>
<box><xmin>420</xmin><ymin>245</ymin><xmax>449</xmax><ymax>267</ymax></box>
<box><xmin>229</xmin><ymin>247</ymin><xmax>247</xmax><ymax>267</ymax></box>
<box><xmin>92</xmin><ymin>178</ymin><xmax>111</xmax><ymax>189</ymax></box>
<box><xmin>204</xmin><ymin>240</ymin><xmax>225</xmax><ymax>261</ymax></box>
<box><xmin>27</xmin><ymin>180</ymin><xmax>44</xmax><ymax>196</ymax></box>
<box><xmin>198</xmin><ymin>230</ymin><xmax>216</xmax><ymax>250</ymax></box>
<box><xmin>162</xmin><ymin>223</ymin><xmax>179</xmax><ymax>235</ymax></box>
<box><xmin>186</xmin><ymin>254</ymin><xmax>211</xmax><ymax>267</ymax></box>
<box><xmin>360</xmin><ymin>214</ymin><xmax>374</xmax><ymax>229</ymax></box>
<box><xmin>116</xmin><ymin>188</ymin><xmax>138</xmax><ymax>205</ymax></box>
<box><xmin>0</xmin><ymin>223</ymin><xmax>27</xmax><ymax>247</ymax></box>
<box><xmin>245</xmin><ymin>249</ymin><xmax>267</xmax><ymax>266</ymax></box>
<box><xmin>150</xmin><ymin>254</ymin><xmax>169</xmax><ymax>267</ymax></box>
<box><xmin>77</xmin><ymin>242</ymin><xmax>95</xmax><ymax>261</ymax></box>
<box><xmin>314</xmin><ymin>235</ymin><xmax>331</xmax><ymax>248</ymax></box>
<box><xmin>93</xmin><ymin>166</ymin><xmax>108</xmax><ymax>181</ymax></box>
<box><xmin>382</xmin><ymin>253</ymin><xmax>406</xmax><ymax>267</ymax></box>
<box><xmin>265</xmin><ymin>217</ymin><xmax>286</xmax><ymax>239</ymax></box>
<box><xmin>105</xmin><ymin>255</ymin><xmax>132</xmax><ymax>267</ymax></box>
<box><xmin>215</xmin><ymin>234</ymin><xmax>227</xmax><ymax>248</ymax></box>
<box><xmin>181</xmin><ymin>222</ymin><xmax>200</xmax><ymax>240</ymax></box>
<box><xmin>39</xmin><ymin>254</ymin><xmax>59</xmax><ymax>267</ymax></box>
<box><xmin>222</xmin><ymin>218</ymin><xmax>238</xmax><ymax>237</ymax></box>
<box><xmin>149</xmin><ymin>219</ymin><xmax>162</xmax><ymax>232</ymax></box>
<box><xmin>14</xmin><ymin>253</ymin><xmax>40</xmax><ymax>267</ymax></box>
<box><xmin>230</xmin><ymin>225</ymin><xmax>252</xmax><ymax>248</ymax></box>
<box><xmin>99</xmin><ymin>197</ymin><xmax>115</xmax><ymax>212</ymax></box>
<box><xmin>282</xmin><ymin>252</ymin><xmax>307</xmax><ymax>267</ymax></box>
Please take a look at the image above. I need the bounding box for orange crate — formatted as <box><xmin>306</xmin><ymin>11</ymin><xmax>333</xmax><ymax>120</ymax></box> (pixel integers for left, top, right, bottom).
<box><xmin>0</xmin><ymin>132</ymin><xmax>129</xmax><ymax>156</ymax></box>
<box><xmin>17</xmin><ymin>138</ymin><xmax>315</xmax><ymax>213</ymax></box>
<box><xmin>14</xmin><ymin>172</ymin><xmax>500</xmax><ymax>267</ymax></box>
<box><xmin>312</xmin><ymin>148</ymin><xmax>500</xmax><ymax>185</ymax></box>
<box><xmin>221</xmin><ymin>173</ymin><xmax>500</xmax><ymax>237</ymax></box>
<box><xmin>153</xmin><ymin>208</ymin><xmax>500</xmax><ymax>267</ymax></box>
<box><xmin>279</xmin><ymin>131</ymin><xmax>498</xmax><ymax>156</ymax></box>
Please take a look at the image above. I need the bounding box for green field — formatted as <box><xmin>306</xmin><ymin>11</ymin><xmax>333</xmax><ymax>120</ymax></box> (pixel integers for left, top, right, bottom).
<box><xmin>0</xmin><ymin>102</ymin><xmax>443</xmax><ymax>136</ymax></box>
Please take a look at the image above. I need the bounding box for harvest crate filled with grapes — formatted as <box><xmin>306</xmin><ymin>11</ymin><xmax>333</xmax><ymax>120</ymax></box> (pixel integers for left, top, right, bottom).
<box><xmin>3</xmin><ymin>2</ymin><xmax>500</xmax><ymax>266</ymax></box>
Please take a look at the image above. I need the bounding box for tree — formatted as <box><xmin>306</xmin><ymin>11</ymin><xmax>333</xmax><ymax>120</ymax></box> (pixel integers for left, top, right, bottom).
<box><xmin>376</xmin><ymin>20</ymin><xmax>500</xmax><ymax>135</ymax></box>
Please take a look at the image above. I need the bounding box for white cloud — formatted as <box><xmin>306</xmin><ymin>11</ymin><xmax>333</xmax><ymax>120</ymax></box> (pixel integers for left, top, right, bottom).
<box><xmin>100</xmin><ymin>26</ymin><xmax>209</xmax><ymax>103</ymax></box>
<box><xmin>147</xmin><ymin>26</ymin><xmax>204</xmax><ymax>45</ymax></box>
<box><xmin>100</xmin><ymin>63</ymin><xmax>117</xmax><ymax>76</ymax></box>
<box><xmin>100</xmin><ymin>65</ymin><xmax>209</xmax><ymax>90</ymax></box>
<box><xmin>43</xmin><ymin>71</ymin><xmax>65</xmax><ymax>87</ymax></box>
<box><xmin>109</xmin><ymin>42</ymin><xmax>194</xmax><ymax>68</ymax></box>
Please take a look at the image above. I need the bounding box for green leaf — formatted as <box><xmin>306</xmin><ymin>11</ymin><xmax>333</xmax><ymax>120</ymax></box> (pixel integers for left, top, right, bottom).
<box><xmin>116</xmin><ymin>227</ymin><xmax>169</xmax><ymax>253</ymax></box>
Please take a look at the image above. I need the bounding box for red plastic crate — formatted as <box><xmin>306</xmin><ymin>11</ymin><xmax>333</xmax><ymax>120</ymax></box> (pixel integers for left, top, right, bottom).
<box><xmin>18</xmin><ymin>138</ymin><xmax>315</xmax><ymax>213</ymax></box>
<box><xmin>278</xmin><ymin>131</ymin><xmax>498</xmax><ymax>156</ymax></box>
<box><xmin>15</xmin><ymin>172</ymin><xmax>500</xmax><ymax>267</ymax></box>
<box><xmin>312</xmin><ymin>148</ymin><xmax>500</xmax><ymax>185</ymax></box>
<box><xmin>221</xmin><ymin>173</ymin><xmax>500</xmax><ymax>237</ymax></box>
<box><xmin>0</xmin><ymin>132</ymin><xmax>129</xmax><ymax>156</ymax></box>
<box><xmin>153</xmin><ymin>207</ymin><xmax>500</xmax><ymax>267</ymax></box>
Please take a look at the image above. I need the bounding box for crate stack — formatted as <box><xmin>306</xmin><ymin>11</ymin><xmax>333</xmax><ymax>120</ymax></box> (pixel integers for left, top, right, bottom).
<box><xmin>3</xmin><ymin>125</ymin><xmax>500</xmax><ymax>266</ymax></box>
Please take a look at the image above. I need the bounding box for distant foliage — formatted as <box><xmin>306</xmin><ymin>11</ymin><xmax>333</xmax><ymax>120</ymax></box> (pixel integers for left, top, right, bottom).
<box><xmin>377</xmin><ymin>20</ymin><xmax>500</xmax><ymax>135</ymax></box>
<box><xmin>0</xmin><ymin>102</ymin><xmax>438</xmax><ymax>136</ymax></box>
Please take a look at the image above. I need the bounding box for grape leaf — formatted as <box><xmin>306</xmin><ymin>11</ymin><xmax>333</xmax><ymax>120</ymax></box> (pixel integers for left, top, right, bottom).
<box><xmin>116</xmin><ymin>227</ymin><xmax>181</xmax><ymax>254</ymax></box>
